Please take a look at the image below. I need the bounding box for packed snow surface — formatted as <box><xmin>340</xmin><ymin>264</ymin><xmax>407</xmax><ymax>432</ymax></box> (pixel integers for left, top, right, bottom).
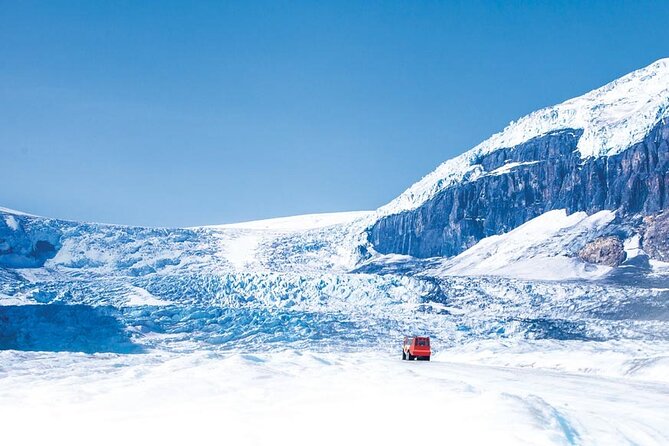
<box><xmin>380</xmin><ymin>58</ymin><xmax>669</xmax><ymax>216</ymax></box>
<box><xmin>2</xmin><ymin>346</ymin><xmax>668</xmax><ymax>446</ymax></box>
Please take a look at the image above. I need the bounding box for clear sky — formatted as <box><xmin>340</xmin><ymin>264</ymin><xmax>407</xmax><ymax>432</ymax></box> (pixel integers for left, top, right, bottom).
<box><xmin>1</xmin><ymin>1</ymin><xmax>668</xmax><ymax>227</ymax></box>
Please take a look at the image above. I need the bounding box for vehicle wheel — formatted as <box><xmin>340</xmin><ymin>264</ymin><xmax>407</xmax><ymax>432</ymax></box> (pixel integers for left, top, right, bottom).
<box><xmin>408</xmin><ymin>354</ymin><xmax>413</xmax><ymax>361</ymax></box>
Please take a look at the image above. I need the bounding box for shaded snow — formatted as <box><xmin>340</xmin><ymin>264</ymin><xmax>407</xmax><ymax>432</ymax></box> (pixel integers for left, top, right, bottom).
<box><xmin>624</xmin><ymin>234</ymin><xmax>643</xmax><ymax>261</ymax></box>
<box><xmin>650</xmin><ymin>259</ymin><xmax>669</xmax><ymax>275</ymax></box>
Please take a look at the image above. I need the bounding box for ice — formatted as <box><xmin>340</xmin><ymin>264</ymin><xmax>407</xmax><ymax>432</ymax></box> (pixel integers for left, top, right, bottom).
<box><xmin>124</xmin><ymin>285</ymin><xmax>173</xmax><ymax>306</ymax></box>
<box><xmin>3</xmin><ymin>215</ymin><xmax>19</xmax><ymax>231</ymax></box>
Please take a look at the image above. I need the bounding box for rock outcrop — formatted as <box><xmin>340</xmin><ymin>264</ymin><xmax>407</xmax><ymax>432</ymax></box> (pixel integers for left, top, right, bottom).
<box><xmin>642</xmin><ymin>211</ymin><xmax>669</xmax><ymax>262</ymax></box>
<box><xmin>578</xmin><ymin>236</ymin><xmax>626</xmax><ymax>267</ymax></box>
<box><xmin>369</xmin><ymin>119</ymin><xmax>669</xmax><ymax>258</ymax></box>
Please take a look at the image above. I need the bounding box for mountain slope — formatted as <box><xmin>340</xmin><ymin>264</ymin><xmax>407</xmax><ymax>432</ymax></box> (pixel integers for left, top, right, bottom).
<box><xmin>379</xmin><ymin>58</ymin><xmax>669</xmax><ymax>217</ymax></box>
<box><xmin>369</xmin><ymin>59</ymin><xmax>669</xmax><ymax>259</ymax></box>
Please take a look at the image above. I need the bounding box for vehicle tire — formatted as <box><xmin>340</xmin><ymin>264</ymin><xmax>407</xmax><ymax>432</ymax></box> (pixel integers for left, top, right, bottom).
<box><xmin>408</xmin><ymin>354</ymin><xmax>413</xmax><ymax>361</ymax></box>
<box><xmin>426</xmin><ymin>356</ymin><xmax>430</xmax><ymax>361</ymax></box>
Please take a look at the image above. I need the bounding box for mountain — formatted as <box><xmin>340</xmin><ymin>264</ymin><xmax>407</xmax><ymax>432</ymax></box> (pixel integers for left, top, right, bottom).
<box><xmin>3</xmin><ymin>61</ymin><xmax>669</xmax><ymax>444</ymax></box>
<box><xmin>0</xmin><ymin>208</ymin><xmax>435</xmax><ymax>352</ymax></box>
<box><xmin>1</xmin><ymin>60</ymin><xmax>669</xmax><ymax>352</ymax></box>
<box><xmin>369</xmin><ymin>59</ymin><xmax>669</xmax><ymax>260</ymax></box>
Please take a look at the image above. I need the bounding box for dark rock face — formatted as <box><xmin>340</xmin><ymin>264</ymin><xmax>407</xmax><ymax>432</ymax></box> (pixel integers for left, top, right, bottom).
<box><xmin>370</xmin><ymin>118</ymin><xmax>669</xmax><ymax>258</ymax></box>
<box><xmin>642</xmin><ymin>211</ymin><xmax>669</xmax><ymax>261</ymax></box>
<box><xmin>578</xmin><ymin>236</ymin><xmax>626</xmax><ymax>267</ymax></box>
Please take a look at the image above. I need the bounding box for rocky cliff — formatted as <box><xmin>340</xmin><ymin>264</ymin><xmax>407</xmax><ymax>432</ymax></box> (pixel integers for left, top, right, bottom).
<box><xmin>369</xmin><ymin>118</ymin><xmax>669</xmax><ymax>258</ymax></box>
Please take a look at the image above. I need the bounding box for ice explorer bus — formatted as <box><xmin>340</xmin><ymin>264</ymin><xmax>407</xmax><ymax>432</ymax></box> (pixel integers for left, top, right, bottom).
<box><xmin>402</xmin><ymin>336</ymin><xmax>431</xmax><ymax>361</ymax></box>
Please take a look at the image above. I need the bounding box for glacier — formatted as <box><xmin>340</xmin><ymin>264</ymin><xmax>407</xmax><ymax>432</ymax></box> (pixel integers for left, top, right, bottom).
<box><xmin>2</xmin><ymin>204</ymin><xmax>669</xmax><ymax>445</ymax></box>
<box><xmin>3</xmin><ymin>205</ymin><xmax>668</xmax><ymax>354</ymax></box>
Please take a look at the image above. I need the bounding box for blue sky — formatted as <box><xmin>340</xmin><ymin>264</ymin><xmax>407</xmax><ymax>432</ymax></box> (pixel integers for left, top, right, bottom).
<box><xmin>1</xmin><ymin>1</ymin><xmax>668</xmax><ymax>227</ymax></box>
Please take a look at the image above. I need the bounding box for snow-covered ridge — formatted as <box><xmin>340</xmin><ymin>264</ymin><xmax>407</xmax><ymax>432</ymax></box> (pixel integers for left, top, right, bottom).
<box><xmin>0</xmin><ymin>207</ymin><xmax>38</xmax><ymax>217</ymax></box>
<box><xmin>379</xmin><ymin>58</ymin><xmax>669</xmax><ymax>217</ymax></box>
<box><xmin>197</xmin><ymin>211</ymin><xmax>373</xmax><ymax>231</ymax></box>
<box><xmin>0</xmin><ymin>205</ymin><xmax>373</xmax><ymax>233</ymax></box>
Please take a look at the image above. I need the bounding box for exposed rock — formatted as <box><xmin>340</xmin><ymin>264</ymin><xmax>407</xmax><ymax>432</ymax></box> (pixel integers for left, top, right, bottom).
<box><xmin>578</xmin><ymin>236</ymin><xmax>626</xmax><ymax>267</ymax></box>
<box><xmin>370</xmin><ymin>119</ymin><xmax>669</xmax><ymax>258</ymax></box>
<box><xmin>642</xmin><ymin>211</ymin><xmax>669</xmax><ymax>261</ymax></box>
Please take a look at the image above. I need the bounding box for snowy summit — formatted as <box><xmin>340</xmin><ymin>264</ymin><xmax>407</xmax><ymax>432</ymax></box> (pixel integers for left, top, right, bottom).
<box><xmin>379</xmin><ymin>58</ymin><xmax>669</xmax><ymax>217</ymax></box>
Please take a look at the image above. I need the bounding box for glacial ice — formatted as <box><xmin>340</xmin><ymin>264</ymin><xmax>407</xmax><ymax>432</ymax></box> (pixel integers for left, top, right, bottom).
<box><xmin>1</xmin><ymin>206</ymin><xmax>669</xmax><ymax>444</ymax></box>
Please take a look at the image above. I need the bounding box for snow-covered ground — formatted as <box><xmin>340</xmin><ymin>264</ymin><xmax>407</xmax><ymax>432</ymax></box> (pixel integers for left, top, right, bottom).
<box><xmin>2</xmin><ymin>345</ymin><xmax>668</xmax><ymax>446</ymax></box>
<box><xmin>200</xmin><ymin>210</ymin><xmax>373</xmax><ymax>231</ymax></box>
<box><xmin>2</xmin><ymin>204</ymin><xmax>669</xmax><ymax>445</ymax></box>
<box><xmin>430</xmin><ymin>209</ymin><xmax>616</xmax><ymax>281</ymax></box>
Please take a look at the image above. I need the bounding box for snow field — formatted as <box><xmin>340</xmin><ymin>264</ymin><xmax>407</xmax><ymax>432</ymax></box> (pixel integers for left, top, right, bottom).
<box><xmin>431</xmin><ymin>209</ymin><xmax>617</xmax><ymax>281</ymax></box>
<box><xmin>1</xmin><ymin>348</ymin><xmax>668</xmax><ymax>446</ymax></box>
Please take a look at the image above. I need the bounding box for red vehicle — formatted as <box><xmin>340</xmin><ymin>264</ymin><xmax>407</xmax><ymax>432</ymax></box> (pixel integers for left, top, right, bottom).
<box><xmin>402</xmin><ymin>336</ymin><xmax>431</xmax><ymax>361</ymax></box>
